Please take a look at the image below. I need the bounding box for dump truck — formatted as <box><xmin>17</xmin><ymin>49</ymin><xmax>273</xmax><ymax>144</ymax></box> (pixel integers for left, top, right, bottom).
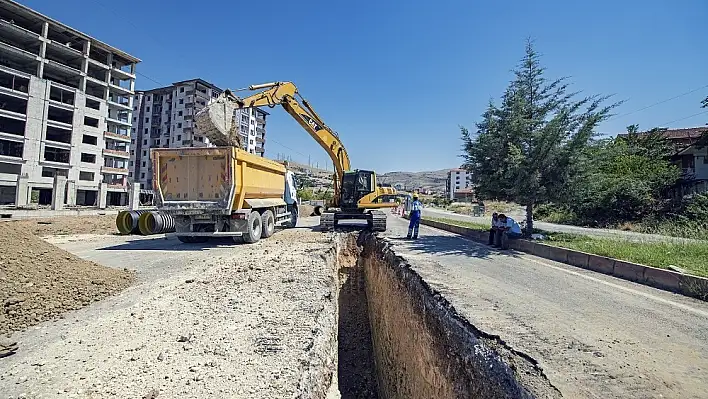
<box><xmin>151</xmin><ymin>146</ymin><xmax>298</xmax><ymax>243</ymax></box>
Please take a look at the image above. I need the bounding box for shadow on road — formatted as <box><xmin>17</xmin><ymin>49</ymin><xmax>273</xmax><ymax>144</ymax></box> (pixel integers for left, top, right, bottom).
<box><xmin>386</xmin><ymin>234</ymin><xmax>524</xmax><ymax>260</ymax></box>
<box><xmin>98</xmin><ymin>237</ymin><xmax>238</xmax><ymax>251</ymax></box>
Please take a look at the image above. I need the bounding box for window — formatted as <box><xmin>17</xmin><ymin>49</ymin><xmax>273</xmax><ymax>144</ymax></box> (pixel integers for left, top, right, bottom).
<box><xmin>84</xmin><ymin>116</ymin><xmax>99</xmax><ymax>128</ymax></box>
<box><xmin>131</xmin><ymin>128</ymin><xmax>136</xmax><ymax>134</ymax></box>
<box><xmin>178</xmin><ymin>111</ymin><xmax>183</xmax><ymax>116</ymax></box>
<box><xmin>177</xmin><ymin>123</ymin><xmax>182</xmax><ymax>128</ymax></box>
<box><xmin>145</xmin><ymin>118</ymin><xmax>149</xmax><ymax>123</ymax></box>
<box><xmin>134</xmin><ymin>106</ymin><xmax>137</xmax><ymax>111</ymax></box>
<box><xmin>128</xmin><ymin>172</ymin><xmax>132</xmax><ymax>177</ymax></box>
<box><xmin>141</xmin><ymin>161</ymin><xmax>146</xmax><ymax>167</ymax></box>
<box><xmin>179</xmin><ymin>99</ymin><xmax>184</xmax><ymax>104</ymax></box>
<box><xmin>82</xmin><ymin>135</ymin><xmax>97</xmax><ymax>145</ymax></box>
<box><xmin>146</xmin><ymin>96</ymin><xmax>151</xmax><ymax>102</ymax></box>
<box><xmin>130</xmin><ymin>150</ymin><xmax>134</xmax><ymax>155</ymax></box>
<box><xmin>80</xmin><ymin>153</ymin><xmax>96</xmax><ymax>163</ymax></box>
<box><xmin>141</xmin><ymin>173</ymin><xmax>145</xmax><ymax>178</ymax></box>
<box><xmin>146</xmin><ymin>106</ymin><xmax>150</xmax><ymax>112</ymax></box>
<box><xmin>180</xmin><ymin>87</ymin><xmax>184</xmax><ymax>93</ymax></box>
<box><xmin>79</xmin><ymin>171</ymin><xmax>94</xmax><ymax>181</ymax></box>
<box><xmin>129</xmin><ymin>161</ymin><xmax>133</xmax><ymax>166</ymax></box>
<box><xmin>177</xmin><ymin>135</ymin><xmax>181</xmax><ymax>141</ymax></box>
<box><xmin>133</xmin><ymin>117</ymin><xmax>136</xmax><ymax>122</ymax></box>
<box><xmin>142</xmin><ymin>150</ymin><xmax>146</xmax><ymax>156</ymax></box>
<box><xmin>144</xmin><ymin>128</ymin><xmax>148</xmax><ymax>135</ymax></box>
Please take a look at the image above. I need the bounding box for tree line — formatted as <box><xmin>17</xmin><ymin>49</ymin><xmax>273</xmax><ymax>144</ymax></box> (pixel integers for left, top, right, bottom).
<box><xmin>461</xmin><ymin>40</ymin><xmax>708</xmax><ymax>236</ymax></box>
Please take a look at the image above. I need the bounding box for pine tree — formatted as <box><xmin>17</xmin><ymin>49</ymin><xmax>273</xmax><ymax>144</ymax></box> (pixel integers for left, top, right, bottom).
<box><xmin>461</xmin><ymin>40</ymin><xmax>619</xmax><ymax>234</ymax></box>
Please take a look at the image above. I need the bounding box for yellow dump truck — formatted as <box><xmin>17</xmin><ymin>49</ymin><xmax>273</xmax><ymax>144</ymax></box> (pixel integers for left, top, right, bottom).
<box><xmin>151</xmin><ymin>147</ymin><xmax>299</xmax><ymax>244</ymax></box>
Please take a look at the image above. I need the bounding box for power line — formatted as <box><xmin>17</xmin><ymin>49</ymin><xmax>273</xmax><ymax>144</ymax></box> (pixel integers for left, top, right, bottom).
<box><xmin>610</xmin><ymin>83</ymin><xmax>708</xmax><ymax>120</ymax></box>
<box><xmin>659</xmin><ymin>110</ymin><xmax>708</xmax><ymax>126</ymax></box>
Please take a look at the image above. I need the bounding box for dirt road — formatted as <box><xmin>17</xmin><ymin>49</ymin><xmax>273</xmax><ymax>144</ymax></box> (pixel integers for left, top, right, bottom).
<box><xmin>0</xmin><ymin>218</ymin><xmax>341</xmax><ymax>398</ymax></box>
<box><xmin>386</xmin><ymin>214</ymin><xmax>708</xmax><ymax>398</ymax></box>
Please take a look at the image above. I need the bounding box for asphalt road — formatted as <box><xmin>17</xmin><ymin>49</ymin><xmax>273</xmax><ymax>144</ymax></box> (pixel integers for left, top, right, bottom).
<box><xmin>423</xmin><ymin>207</ymin><xmax>697</xmax><ymax>243</ymax></box>
<box><xmin>385</xmin><ymin>213</ymin><xmax>708</xmax><ymax>399</ymax></box>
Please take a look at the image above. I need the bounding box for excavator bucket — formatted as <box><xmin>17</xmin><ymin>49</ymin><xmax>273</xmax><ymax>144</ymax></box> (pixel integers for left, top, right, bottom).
<box><xmin>194</xmin><ymin>92</ymin><xmax>243</xmax><ymax>148</ymax></box>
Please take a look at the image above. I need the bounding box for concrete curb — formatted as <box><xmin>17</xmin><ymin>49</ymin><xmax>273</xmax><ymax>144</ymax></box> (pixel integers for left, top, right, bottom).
<box><xmin>410</xmin><ymin>217</ymin><xmax>708</xmax><ymax>301</ymax></box>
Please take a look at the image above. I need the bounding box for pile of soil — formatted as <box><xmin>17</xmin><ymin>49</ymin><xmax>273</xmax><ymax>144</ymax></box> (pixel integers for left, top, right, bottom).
<box><xmin>13</xmin><ymin>214</ymin><xmax>118</xmax><ymax>236</ymax></box>
<box><xmin>0</xmin><ymin>221</ymin><xmax>134</xmax><ymax>336</ymax></box>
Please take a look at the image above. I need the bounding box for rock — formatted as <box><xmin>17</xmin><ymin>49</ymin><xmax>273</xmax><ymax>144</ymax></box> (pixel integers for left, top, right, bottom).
<box><xmin>157</xmin><ymin>352</ymin><xmax>165</xmax><ymax>361</ymax></box>
<box><xmin>177</xmin><ymin>334</ymin><xmax>192</xmax><ymax>343</ymax></box>
<box><xmin>185</xmin><ymin>279</ymin><xmax>195</xmax><ymax>284</ymax></box>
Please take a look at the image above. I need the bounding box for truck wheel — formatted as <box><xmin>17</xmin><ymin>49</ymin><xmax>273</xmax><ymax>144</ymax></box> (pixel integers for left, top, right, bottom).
<box><xmin>243</xmin><ymin>211</ymin><xmax>262</xmax><ymax>244</ymax></box>
<box><xmin>262</xmin><ymin>210</ymin><xmax>275</xmax><ymax>238</ymax></box>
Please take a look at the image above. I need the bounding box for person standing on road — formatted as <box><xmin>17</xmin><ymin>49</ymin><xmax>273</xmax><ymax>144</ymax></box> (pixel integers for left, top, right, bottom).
<box><xmin>407</xmin><ymin>194</ymin><xmax>423</xmax><ymax>239</ymax></box>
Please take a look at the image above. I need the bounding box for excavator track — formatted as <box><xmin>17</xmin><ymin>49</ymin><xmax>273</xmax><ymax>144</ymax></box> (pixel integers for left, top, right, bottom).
<box><xmin>320</xmin><ymin>212</ymin><xmax>336</xmax><ymax>232</ymax></box>
<box><xmin>370</xmin><ymin>210</ymin><xmax>387</xmax><ymax>232</ymax></box>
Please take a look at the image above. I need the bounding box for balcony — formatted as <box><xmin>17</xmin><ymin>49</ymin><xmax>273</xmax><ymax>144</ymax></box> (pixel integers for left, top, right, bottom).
<box><xmin>106</xmin><ymin>116</ymin><xmax>131</xmax><ymax>127</ymax></box>
<box><xmin>103</xmin><ymin>148</ymin><xmax>130</xmax><ymax>159</ymax></box>
<box><xmin>101</xmin><ymin>166</ymin><xmax>129</xmax><ymax>175</ymax></box>
<box><xmin>46</xmin><ymin>40</ymin><xmax>84</xmax><ymax>59</ymax></box>
<box><xmin>108</xmin><ymin>82</ymin><xmax>133</xmax><ymax>95</ymax></box>
<box><xmin>110</xmin><ymin>66</ymin><xmax>135</xmax><ymax>80</ymax></box>
<box><xmin>104</xmin><ymin>131</ymin><xmax>130</xmax><ymax>142</ymax></box>
<box><xmin>256</xmin><ymin>137</ymin><xmax>265</xmax><ymax>144</ymax></box>
<box><xmin>255</xmin><ymin>146</ymin><xmax>264</xmax><ymax>153</ymax></box>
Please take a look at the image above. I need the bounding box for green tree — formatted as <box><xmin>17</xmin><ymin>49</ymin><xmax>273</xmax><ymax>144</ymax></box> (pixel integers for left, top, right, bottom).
<box><xmin>297</xmin><ymin>188</ymin><xmax>314</xmax><ymax>201</ymax></box>
<box><xmin>561</xmin><ymin>125</ymin><xmax>680</xmax><ymax>224</ymax></box>
<box><xmin>461</xmin><ymin>40</ymin><xmax>618</xmax><ymax>234</ymax></box>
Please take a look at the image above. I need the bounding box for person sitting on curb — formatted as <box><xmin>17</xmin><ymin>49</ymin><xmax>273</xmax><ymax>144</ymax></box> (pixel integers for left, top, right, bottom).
<box><xmin>488</xmin><ymin>212</ymin><xmax>499</xmax><ymax>245</ymax></box>
<box><xmin>495</xmin><ymin>214</ymin><xmax>522</xmax><ymax>249</ymax></box>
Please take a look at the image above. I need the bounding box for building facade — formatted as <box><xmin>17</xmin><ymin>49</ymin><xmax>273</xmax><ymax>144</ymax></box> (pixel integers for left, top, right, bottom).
<box><xmin>0</xmin><ymin>0</ymin><xmax>139</xmax><ymax>207</ymax></box>
<box><xmin>129</xmin><ymin>79</ymin><xmax>268</xmax><ymax>190</ymax></box>
<box><xmin>446</xmin><ymin>168</ymin><xmax>472</xmax><ymax>200</ymax></box>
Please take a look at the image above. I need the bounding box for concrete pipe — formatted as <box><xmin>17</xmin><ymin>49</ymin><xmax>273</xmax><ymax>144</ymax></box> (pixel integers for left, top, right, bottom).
<box><xmin>138</xmin><ymin>211</ymin><xmax>176</xmax><ymax>235</ymax></box>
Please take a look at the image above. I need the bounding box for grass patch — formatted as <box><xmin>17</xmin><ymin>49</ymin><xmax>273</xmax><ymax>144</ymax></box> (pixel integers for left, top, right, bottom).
<box><xmin>544</xmin><ymin>233</ymin><xmax>708</xmax><ymax>277</ymax></box>
<box><xmin>425</xmin><ymin>217</ymin><xmax>708</xmax><ymax>277</ymax></box>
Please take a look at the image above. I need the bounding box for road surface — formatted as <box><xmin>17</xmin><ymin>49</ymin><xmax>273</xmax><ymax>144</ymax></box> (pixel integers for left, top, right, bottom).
<box><xmin>386</xmin><ymin>213</ymin><xmax>708</xmax><ymax>399</ymax></box>
<box><xmin>423</xmin><ymin>207</ymin><xmax>696</xmax><ymax>242</ymax></box>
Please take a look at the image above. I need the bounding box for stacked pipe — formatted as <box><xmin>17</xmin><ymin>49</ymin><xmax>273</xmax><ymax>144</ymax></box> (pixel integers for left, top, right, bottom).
<box><xmin>138</xmin><ymin>211</ymin><xmax>176</xmax><ymax>235</ymax></box>
<box><xmin>116</xmin><ymin>210</ymin><xmax>149</xmax><ymax>235</ymax></box>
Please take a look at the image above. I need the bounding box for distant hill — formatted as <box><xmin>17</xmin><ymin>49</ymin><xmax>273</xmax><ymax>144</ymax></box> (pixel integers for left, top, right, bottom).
<box><xmin>379</xmin><ymin>169</ymin><xmax>449</xmax><ymax>192</ymax></box>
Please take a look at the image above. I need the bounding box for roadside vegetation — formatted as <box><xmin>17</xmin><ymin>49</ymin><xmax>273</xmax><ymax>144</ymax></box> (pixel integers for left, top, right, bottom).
<box><xmin>458</xmin><ymin>39</ymin><xmax>708</xmax><ymax>241</ymax></box>
<box><xmin>424</xmin><ymin>217</ymin><xmax>708</xmax><ymax>277</ymax></box>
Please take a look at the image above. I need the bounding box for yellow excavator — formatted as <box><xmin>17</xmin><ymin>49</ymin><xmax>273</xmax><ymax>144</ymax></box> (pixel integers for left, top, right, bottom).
<box><xmin>194</xmin><ymin>81</ymin><xmax>398</xmax><ymax>232</ymax></box>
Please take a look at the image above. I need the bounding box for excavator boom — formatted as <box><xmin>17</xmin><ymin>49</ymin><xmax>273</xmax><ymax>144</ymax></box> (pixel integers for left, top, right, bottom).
<box><xmin>194</xmin><ymin>81</ymin><xmax>397</xmax><ymax>231</ymax></box>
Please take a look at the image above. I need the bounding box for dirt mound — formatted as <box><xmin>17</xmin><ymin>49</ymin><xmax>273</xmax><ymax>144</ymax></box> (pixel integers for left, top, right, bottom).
<box><xmin>0</xmin><ymin>222</ymin><xmax>134</xmax><ymax>336</ymax></box>
<box><xmin>11</xmin><ymin>214</ymin><xmax>119</xmax><ymax>236</ymax></box>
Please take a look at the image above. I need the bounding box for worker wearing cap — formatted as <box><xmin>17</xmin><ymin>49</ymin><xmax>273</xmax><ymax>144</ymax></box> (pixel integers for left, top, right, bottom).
<box><xmin>407</xmin><ymin>194</ymin><xmax>423</xmax><ymax>239</ymax></box>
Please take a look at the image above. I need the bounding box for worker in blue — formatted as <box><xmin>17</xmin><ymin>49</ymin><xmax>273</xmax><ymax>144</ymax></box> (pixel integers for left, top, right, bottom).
<box><xmin>407</xmin><ymin>194</ymin><xmax>423</xmax><ymax>239</ymax></box>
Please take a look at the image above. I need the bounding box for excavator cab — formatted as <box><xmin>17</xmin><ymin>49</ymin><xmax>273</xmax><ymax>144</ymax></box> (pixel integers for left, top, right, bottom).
<box><xmin>340</xmin><ymin>170</ymin><xmax>375</xmax><ymax>211</ymax></box>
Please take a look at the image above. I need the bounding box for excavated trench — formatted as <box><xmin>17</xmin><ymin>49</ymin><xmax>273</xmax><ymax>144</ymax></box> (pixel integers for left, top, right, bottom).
<box><xmin>319</xmin><ymin>232</ymin><xmax>561</xmax><ymax>399</ymax></box>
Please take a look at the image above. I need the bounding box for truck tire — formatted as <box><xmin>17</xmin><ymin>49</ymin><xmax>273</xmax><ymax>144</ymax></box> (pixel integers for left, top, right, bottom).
<box><xmin>243</xmin><ymin>211</ymin><xmax>262</xmax><ymax>244</ymax></box>
<box><xmin>262</xmin><ymin>210</ymin><xmax>275</xmax><ymax>238</ymax></box>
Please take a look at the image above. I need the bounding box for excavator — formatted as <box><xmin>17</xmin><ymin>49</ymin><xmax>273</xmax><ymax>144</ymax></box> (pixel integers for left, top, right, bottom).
<box><xmin>194</xmin><ymin>81</ymin><xmax>398</xmax><ymax>232</ymax></box>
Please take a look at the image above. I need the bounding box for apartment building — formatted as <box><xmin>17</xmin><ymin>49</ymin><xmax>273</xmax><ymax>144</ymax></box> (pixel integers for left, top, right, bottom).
<box><xmin>0</xmin><ymin>0</ymin><xmax>139</xmax><ymax>207</ymax></box>
<box><xmin>129</xmin><ymin>79</ymin><xmax>268</xmax><ymax>190</ymax></box>
<box><xmin>446</xmin><ymin>168</ymin><xmax>473</xmax><ymax>200</ymax></box>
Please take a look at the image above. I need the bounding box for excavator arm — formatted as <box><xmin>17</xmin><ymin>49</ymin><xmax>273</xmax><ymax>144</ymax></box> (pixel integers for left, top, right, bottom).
<box><xmin>195</xmin><ymin>82</ymin><xmax>350</xmax><ymax>206</ymax></box>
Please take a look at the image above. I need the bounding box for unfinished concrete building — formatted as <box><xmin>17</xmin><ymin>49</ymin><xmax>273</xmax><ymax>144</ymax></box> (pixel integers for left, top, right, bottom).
<box><xmin>0</xmin><ymin>0</ymin><xmax>139</xmax><ymax>207</ymax></box>
<box><xmin>129</xmin><ymin>79</ymin><xmax>267</xmax><ymax>191</ymax></box>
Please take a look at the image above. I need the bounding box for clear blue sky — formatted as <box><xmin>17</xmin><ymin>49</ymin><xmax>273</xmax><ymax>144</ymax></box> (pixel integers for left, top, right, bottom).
<box><xmin>24</xmin><ymin>0</ymin><xmax>708</xmax><ymax>173</ymax></box>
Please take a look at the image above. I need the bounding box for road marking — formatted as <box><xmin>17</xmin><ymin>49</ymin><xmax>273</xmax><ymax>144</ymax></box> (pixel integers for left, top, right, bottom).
<box><xmin>521</xmin><ymin>256</ymin><xmax>708</xmax><ymax>319</ymax></box>
<box><xmin>389</xmin><ymin>216</ymin><xmax>708</xmax><ymax>319</ymax></box>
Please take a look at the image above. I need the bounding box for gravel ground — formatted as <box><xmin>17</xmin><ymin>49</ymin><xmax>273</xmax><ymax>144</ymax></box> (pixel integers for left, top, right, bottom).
<box><xmin>0</xmin><ymin>220</ymin><xmax>340</xmax><ymax>398</ymax></box>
